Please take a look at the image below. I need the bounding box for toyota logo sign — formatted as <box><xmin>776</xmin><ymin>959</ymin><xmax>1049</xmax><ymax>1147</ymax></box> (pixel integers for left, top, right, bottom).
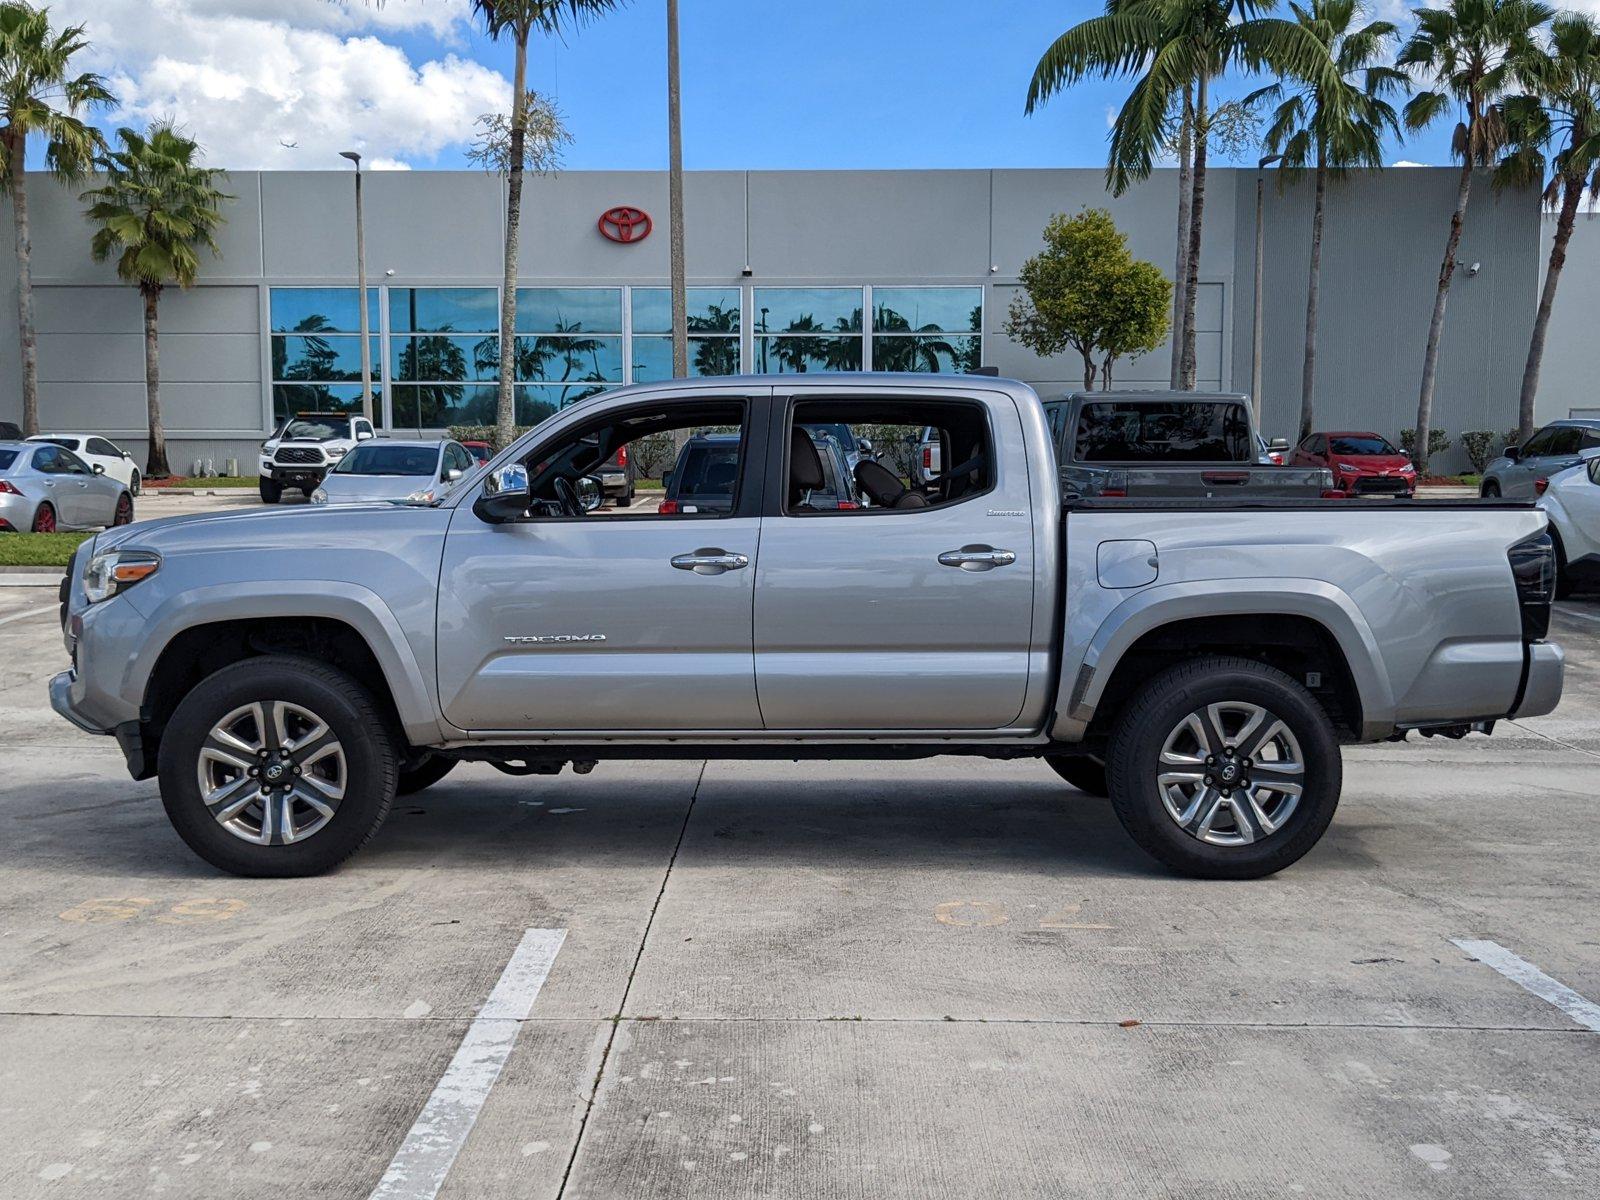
<box><xmin>598</xmin><ymin>206</ymin><xmax>652</xmax><ymax>244</ymax></box>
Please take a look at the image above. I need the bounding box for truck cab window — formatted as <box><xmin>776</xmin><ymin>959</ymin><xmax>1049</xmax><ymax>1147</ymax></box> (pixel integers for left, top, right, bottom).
<box><xmin>785</xmin><ymin>398</ymin><xmax>993</xmax><ymax>514</ymax></box>
<box><xmin>520</xmin><ymin>399</ymin><xmax>749</xmax><ymax>519</ymax></box>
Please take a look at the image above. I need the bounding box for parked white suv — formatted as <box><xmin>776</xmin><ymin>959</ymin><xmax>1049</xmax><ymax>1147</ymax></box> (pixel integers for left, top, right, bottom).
<box><xmin>258</xmin><ymin>412</ymin><xmax>375</xmax><ymax>503</ymax></box>
<box><xmin>27</xmin><ymin>434</ymin><xmax>141</xmax><ymax>494</ymax></box>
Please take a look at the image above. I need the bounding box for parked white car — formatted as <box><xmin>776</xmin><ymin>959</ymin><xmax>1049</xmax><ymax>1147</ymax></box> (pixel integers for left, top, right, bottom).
<box><xmin>1537</xmin><ymin>448</ymin><xmax>1600</xmax><ymax>597</ymax></box>
<box><xmin>27</xmin><ymin>434</ymin><xmax>141</xmax><ymax>494</ymax></box>
<box><xmin>310</xmin><ymin>439</ymin><xmax>474</xmax><ymax>506</ymax></box>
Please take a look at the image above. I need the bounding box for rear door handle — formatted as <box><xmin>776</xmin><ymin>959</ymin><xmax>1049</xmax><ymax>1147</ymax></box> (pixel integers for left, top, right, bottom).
<box><xmin>938</xmin><ymin>545</ymin><xmax>1016</xmax><ymax>572</ymax></box>
<box><xmin>671</xmin><ymin>548</ymin><xmax>749</xmax><ymax>575</ymax></box>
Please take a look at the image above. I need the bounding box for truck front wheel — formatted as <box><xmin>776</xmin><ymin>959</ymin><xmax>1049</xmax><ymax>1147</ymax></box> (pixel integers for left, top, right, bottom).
<box><xmin>259</xmin><ymin>477</ymin><xmax>282</xmax><ymax>504</ymax></box>
<box><xmin>1105</xmin><ymin>655</ymin><xmax>1341</xmax><ymax>879</ymax></box>
<box><xmin>156</xmin><ymin>656</ymin><xmax>398</xmax><ymax>877</ymax></box>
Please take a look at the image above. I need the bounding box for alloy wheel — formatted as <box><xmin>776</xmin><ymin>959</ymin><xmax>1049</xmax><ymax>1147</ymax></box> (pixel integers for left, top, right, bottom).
<box><xmin>1155</xmin><ymin>701</ymin><xmax>1305</xmax><ymax>846</ymax></box>
<box><xmin>196</xmin><ymin>700</ymin><xmax>347</xmax><ymax>845</ymax></box>
<box><xmin>32</xmin><ymin>503</ymin><xmax>55</xmax><ymax>533</ymax></box>
<box><xmin>114</xmin><ymin>494</ymin><xmax>133</xmax><ymax>525</ymax></box>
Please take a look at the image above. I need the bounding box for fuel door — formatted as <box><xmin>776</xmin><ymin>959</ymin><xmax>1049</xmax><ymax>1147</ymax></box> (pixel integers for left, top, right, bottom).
<box><xmin>1097</xmin><ymin>539</ymin><xmax>1159</xmax><ymax>589</ymax></box>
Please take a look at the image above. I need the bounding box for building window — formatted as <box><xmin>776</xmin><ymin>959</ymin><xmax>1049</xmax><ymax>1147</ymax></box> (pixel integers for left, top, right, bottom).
<box><xmin>631</xmin><ymin>286</ymin><xmax>742</xmax><ymax>380</ymax></box>
<box><xmin>269</xmin><ymin>287</ymin><xmax>380</xmax><ymax>424</ymax></box>
<box><xmin>389</xmin><ymin>287</ymin><xmax>499</xmax><ymax>431</ymax></box>
<box><xmin>514</xmin><ymin>287</ymin><xmax>623</xmax><ymax>422</ymax></box>
<box><xmin>871</xmin><ymin>286</ymin><xmax>982</xmax><ymax>373</ymax></box>
<box><xmin>753</xmin><ymin>287</ymin><xmax>864</xmax><ymax>373</ymax></box>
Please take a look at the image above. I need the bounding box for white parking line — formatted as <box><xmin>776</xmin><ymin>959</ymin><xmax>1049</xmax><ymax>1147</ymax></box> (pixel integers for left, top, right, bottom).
<box><xmin>1452</xmin><ymin>938</ymin><xmax>1600</xmax><ymax>1033</ymax></box>
<box><xmin>1554</xmin><ymin>604</ymin><xmax>1600</xmax><ymax>626</ymax></box>
<box><xmin>369</xmin><ymin>928</ymin><xmax>567</xmax><ymax>1200</ymax></box>
<box><xmin>0</xmin><ymin>605</ymin><xmax>55</xmax><ymax>628</ymax></box>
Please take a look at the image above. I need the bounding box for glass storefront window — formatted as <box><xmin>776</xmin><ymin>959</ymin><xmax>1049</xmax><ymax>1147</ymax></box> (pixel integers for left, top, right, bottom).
<box><xmin>269</xmin><ymin>287</ymin><xmax>378</xmax><ymax>333</ymax></box>
<box><xmin>271</xmin><ymin>383</ymin><xmax>377</xmax><ymax>424</ymax></box>
<box><xmin>753</xmin><ymin>288</ymin><xmax>863</xmax><ymax>334</ymax></box>
<box><xmin>871</xmin><ymin>334</ymin><xmax>981</xmax><ymax>373</ymax></box>
<box><xmin>632</xmin><ymin>287</ymin><xmax>742</xmax><ymax>334</ymax></box>
<box><xmin>513</xmin><ymin>334</ymin><xmax>623</xmax><ymax>384</ymax></box>
<box><xmin>632</xmin><ymin>335</ymin><xmax>741</xmax><ymax>381</ymax></box>
<box><xmin>753</xmin><ymin>336</ymin><xmax>862</xmax><ymax>374</ymax></box>
<box><xmin>391</xmin><ymin>383</ymin><xmax>499</xmax><ymax>431</ymax></box>
<box><xmin>515</xmin><ymin>287</ymin><xmax>622</xmax><ymax>335</ymax></box>
<box><xmin>391</xmin><ymin>335</ymin><xmax>500</xmax><ymax>383</ymax></box>
<box><xmin>517</xmin><ymin>382</ymin><xmax>611</xmax><ymax>424</ymax></box>
<box><xmin>271</xmin><ymin>335</ymin><xmax>380</xmax><ymax>384</ymax></box>
<box><xmin>871</xmin><ymin>287</ymin><xmax>982</xmax><ymax>334</ymax></box>
<box><xmin>390</xmin><ymin>287</ymin><xmax>498</xmax><ymax>333</ymax></box>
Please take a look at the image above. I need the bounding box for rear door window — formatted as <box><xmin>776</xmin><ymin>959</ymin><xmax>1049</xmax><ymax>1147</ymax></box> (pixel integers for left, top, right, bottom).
<box><xmin>87</xmin><ymin>437</ymin><xmax>120</xmax><ymax>457</ymax></box>
<box><xmin>1547</xmin><ymin>427</ymin><xmax>1584</xmax><ymax>456</ymax></box>
<box><xmin>1073</xmin><ymin>401</ymin><xmax>1252</xmax><ymax>462</ymax></box>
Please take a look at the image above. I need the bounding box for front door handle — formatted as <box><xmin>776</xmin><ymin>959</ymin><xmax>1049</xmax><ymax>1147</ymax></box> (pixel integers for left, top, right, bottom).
<box><xmin>938</xmin><ymin>545</ymin><xmax>1016</xmax><ymax>572</ymax></box>
<box><xmin>671</xmin><ymin>548</ymin><xmax>749</xmax><ymax>576</ymax></box>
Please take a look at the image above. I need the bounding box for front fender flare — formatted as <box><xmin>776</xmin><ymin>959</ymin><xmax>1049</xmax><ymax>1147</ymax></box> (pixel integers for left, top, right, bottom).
<box><xmin>123</xmin><ymin>580</ymin><xmax>445</xmax><ymax>747</ymax></box>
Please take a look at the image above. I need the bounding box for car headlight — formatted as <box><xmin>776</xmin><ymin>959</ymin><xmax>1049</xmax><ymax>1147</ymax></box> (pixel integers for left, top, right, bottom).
<box><xmin>83</xmin><ymin>548</ymin><xmax>160</xmax><ymax>605</ymax></box>
<box><xmin>404</xmin><ymin>488</ymin><xmax>437</xmax><ymax>504</ymax></box>
<box><xmin>310</xmin><ymin>487</ymin><xmax>329</xmax><ymax>505</ymax></box>
<box><xmin>326</xmin><ymin>448</ymin><xmax>346</xmax><ymax>460</ymax></box>
<box><xmin>1399</xmin><ymin>463</ymin><xmax>1416</xmax><ymax>474</ymax></box>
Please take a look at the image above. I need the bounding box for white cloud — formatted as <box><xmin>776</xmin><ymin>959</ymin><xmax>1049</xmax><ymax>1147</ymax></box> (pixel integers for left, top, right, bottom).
<box><xmin>52</xmin><ymin>0</ymin><xmax>507</xmax><ymax>170</ymax></box>
<box><xmin>1391</xmin><ymin>159</ymin><xmax>1427</xmax><ymax>167</ymax></box>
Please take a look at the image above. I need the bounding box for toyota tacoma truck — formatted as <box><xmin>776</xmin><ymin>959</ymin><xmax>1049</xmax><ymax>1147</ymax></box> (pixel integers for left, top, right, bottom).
<box><xmin>258</xmin><ymin>410</ymin><xmax>377</xmax><ymax>503</ymax></box>
<box><xmin>51</xmin><ymin>375</ymin><xmax>1564</xmax><ymax>880</ymax></box>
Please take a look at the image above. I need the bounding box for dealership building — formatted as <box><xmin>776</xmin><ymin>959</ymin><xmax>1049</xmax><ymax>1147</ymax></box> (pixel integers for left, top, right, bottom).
<box><xmin>0</xmin><ymin>167</ymin><xmax>1593</xmax><ymax>473</ymax></box>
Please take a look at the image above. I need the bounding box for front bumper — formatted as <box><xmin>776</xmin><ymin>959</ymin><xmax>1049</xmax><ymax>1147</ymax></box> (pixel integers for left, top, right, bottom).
<box><xmin>1513</xmin><ymin>642</ymin><xmax>1565</xmax><ymax>719</ymax></box>
<box><xmin>50</xmin><ymin>669</ymin><xmax>109</xmax><ymax>734</ymax></box>
<box><xmin>262</xmin><ymin>464</ymin><xmax>329</xmax><ymax>487</ymax></box>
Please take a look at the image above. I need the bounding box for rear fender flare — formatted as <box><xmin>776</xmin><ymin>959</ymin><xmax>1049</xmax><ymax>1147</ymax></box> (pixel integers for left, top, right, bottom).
<box><xmin>1057</xmin><ymin>578</ymin><xmax>1394</xmax><ymax>741</ymax></box>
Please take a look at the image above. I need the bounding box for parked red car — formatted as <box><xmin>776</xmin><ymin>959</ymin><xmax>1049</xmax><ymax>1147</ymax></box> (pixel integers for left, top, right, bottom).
<box><xmin>461</xmin><ymin>440</ymin><xmax>493</xmax><ymax>467</ymax></box>
<box><xmin>1289</xmin><ymin>431</ymin><xmax>1417</xmax><ymax>497</ymax></box>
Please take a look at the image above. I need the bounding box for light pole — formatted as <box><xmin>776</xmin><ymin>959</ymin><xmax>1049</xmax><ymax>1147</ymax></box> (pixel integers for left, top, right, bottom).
<box><xmin>340</xmin><ymin>150</ymin><xmax>373</xmax><ymax>424</ymax></box>
<box><xmin>1251</xmin><ymin>154</ymin><xmax>1282</xmax><ymax>430</ymax></box>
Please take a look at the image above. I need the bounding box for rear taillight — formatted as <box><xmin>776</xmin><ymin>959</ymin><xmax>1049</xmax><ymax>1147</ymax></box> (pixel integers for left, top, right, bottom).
<box><xmin>1508</xmin><ymin>529</ymin><xmax>1554</xmax><ymax>641</ymax></box>
<box><xmin>657</xmin><ymin>499</ymin><xmax>679</xmax><ymax>514</ymax></box>
<box><xmin>617</xmin><ymin>445</ymin><xmax>628</xmax><ymax>468</ymax></box>
<box><xmin>837</xmin><ymin>500</ymin><xmax>859</xmax><ymax>509</ymax></box>
<box><xmin>922</xmin><ymin>448</ymin><xmax>932</xmax><ymax>469</ymax></box>
<box><xmin>1534</xmin><ymin>476</ymin><xmax>1549</xmax><ymax>496</ymax></box>
<box><xmin>0</xmin><ymin>480</ymin><xmax>20</xmax><ymax>495</ymax></box>
<box><xmin>1101</xmin><ymin>488</ymin><xmax>1127</xmax><ymax>498</ymax></box>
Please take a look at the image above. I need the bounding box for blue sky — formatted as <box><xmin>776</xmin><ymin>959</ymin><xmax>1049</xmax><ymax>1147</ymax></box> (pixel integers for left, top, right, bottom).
<box><xmin>51</xmin><ymin>0</ymin><xmax>1459</xmax><ymax>173</ymax></box>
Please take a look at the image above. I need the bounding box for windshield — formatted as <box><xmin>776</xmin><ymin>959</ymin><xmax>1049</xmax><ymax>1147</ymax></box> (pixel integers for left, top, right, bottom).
<box><xmin>671</xmin><ymin>444</ymin><xmax>739</xmax><ymax>500</ymax></box>
<box><xmin>1074</xmin><ymin>401</ymin><xmax>1252</xmax><ymax>462</ymax></box>
<box><xmin>801</xmin><ymin>422</ymin><xmax>858</xmax><ymax>452</ymax></box>
<box><xmin>1328</xmin><ymin>435</ymin><xmax>1398</xmax><ymax>456</ymax></box>
<box><xmin>333</xmin><ymin>445</ymin><xmax>439</xmax><ymax>476</ymax></box>
<box><xmin>280</xmin><ymin>419</ymin><xmax>349</xmax><ymax>441</ymax></box>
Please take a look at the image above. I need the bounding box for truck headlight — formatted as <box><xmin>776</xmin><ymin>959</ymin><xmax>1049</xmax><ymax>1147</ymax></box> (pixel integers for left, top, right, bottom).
<box><xmin>83</xmin><ymin>548</ymin><xmax>160</xmax><ymax>605</ymax></box>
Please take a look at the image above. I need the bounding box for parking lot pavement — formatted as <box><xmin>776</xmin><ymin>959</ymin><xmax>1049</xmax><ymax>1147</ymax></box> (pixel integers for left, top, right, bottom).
<box><xmin>2</xmin><ymin>590</ymin><xmax>1598</xmax><ymax>1198</ymax></box>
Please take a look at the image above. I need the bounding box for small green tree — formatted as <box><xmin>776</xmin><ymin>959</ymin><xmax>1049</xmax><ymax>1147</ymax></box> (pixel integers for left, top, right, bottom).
<box><xmin>1400</xmin><ymin>427</ymin><xmax>1452</xmax><ymax>461</ymax></box>
<box><xmin>1458</xmin><ymin>429</ymin><xmax>1498</xmax><ymax>472</ymax></box>
<box><xmin>1004</xmin><ymin>208</ymin><xmax>1171</xmax><ymax>390</ymax></box>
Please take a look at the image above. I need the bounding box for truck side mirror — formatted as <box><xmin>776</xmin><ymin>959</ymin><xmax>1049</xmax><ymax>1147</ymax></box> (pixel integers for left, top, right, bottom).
<box><xmin>577</xmin><ymin>475</ymin><xmax>603</xmax><ymax>512</ymax></box>
<box><xmin>474</xmin><ymin>463</ymin><xmax>530</xmax><ymax>523</ymax></box>
<box><xmin>356</xmin><ymin>429</ymin><xmax>374</xmax><ymax>441</ymax></box>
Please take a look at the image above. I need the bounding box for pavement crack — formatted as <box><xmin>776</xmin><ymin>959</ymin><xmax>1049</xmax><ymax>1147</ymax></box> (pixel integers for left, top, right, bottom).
<box><xmin>554</xmin><ymin>759</ymin><xmax>704</xmax><ymax>1200</ymax></box>
<box><xmin>1505</xmin><ymin>718</ymin><xmax>1600</xmax><ymax>761</ymax></box>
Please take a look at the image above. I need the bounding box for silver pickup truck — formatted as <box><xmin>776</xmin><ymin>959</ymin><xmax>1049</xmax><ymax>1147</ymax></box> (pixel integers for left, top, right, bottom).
<box><xmin>50</xmin><ymin>374</ymin><xmax>1564</xmax><ymax>881</ymax></box>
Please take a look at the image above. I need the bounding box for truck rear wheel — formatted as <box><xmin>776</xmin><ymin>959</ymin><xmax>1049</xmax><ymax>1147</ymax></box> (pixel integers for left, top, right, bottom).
<box><xmin>157</xmin><ymin>656</ymin><xmax>398</xmax><ymax>877</ymax></box>
<box><xmin>1105</xmin><ymin>655</ymin><xmax>1341</xmax><ymax>879</ymax></box>
<box><xmin>1044</xmin><ymin>755</ymin><xmax>1107</xmax><ymax>797</ymax></box>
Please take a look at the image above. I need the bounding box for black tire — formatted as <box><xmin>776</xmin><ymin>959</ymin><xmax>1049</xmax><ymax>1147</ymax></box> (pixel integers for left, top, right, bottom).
<box><xmin>259</xmin><ymin>477</ymin><xmax>282</xmax><ymax>504</ymax></box>
<box><xmin>157</xmin><ymin>655</ymin><xmax>398</xmax><ymax>877</ymax></box>
<box><xmin>1481</xmin><ymin>480</ymin><xmax>1501</xmax><ymax>499</ymax></box>
<box><xmin>1045</xmin><ymin>754</ymin><xmax>1108</xmax><ymax>796</ymax></box>
<box><xmin>397</xmin><ymin>753</ymin><xmax>458</xmax><ymax>795</ymax></box>
<box><xmin>112</xmin><ymin>492</ymin><xmax>134</xmax><ymax>526</ymax></box>
<box><xmin>1105</xmin><ymin>655</ymin><xmax>1342</xmax><ymax>880</ymax></box>
<box><xmin>130</xmin><ymin>470</ymin><xmax>142</xmax><ymax>497</ymax></box>
<box><xmin>300</xmin><ymin>486</ymin><xmax>317</xmax><ymax>499</ymax></box>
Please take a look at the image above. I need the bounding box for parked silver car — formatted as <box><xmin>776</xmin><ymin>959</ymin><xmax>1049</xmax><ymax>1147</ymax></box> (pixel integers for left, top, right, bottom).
<box><xmin>310</xmin><ymin>439</ymin><xmax>474</xmax><ymax>506</ymax></box>
<box><xmin>0</xmin><ymin>440</ymin><xmax>134</xmax><ymax>532</ymax></box>
<box><xmin>1481</xmin><ymin>419</ymin><xmax>1600</xmax><ymax>498</ymax></box>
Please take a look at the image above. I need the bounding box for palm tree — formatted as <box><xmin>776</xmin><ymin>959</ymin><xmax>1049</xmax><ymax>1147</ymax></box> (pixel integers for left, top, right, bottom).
<box><xmin>0</xmin><ymin>2</ymin><xmax>111</xmax><ymax>435</ymax></box>
<box><xmin>470</xmin><ymin>0</ymin><xmax>627</xmax><ymax>448</ymax></box>
<box><xmin>1027</xmin><ymin>0</ymin><xmax>1340</xmax><ymax>389</ymax></box>
<box><xmin>1400</xmin><ymin>0</ymin><xmax>1551</xmax><ymax>474</ymax></box>
<box><xmin>81</xmin><ymin>125</ymin><xmax>229</xmax><ymax>478</ymax></box>
<box><xmin>1497</xmin><ymin>13</ymin><xmax>1600</xmax><ymax>441</ymax></box>
<box><xmin>1248</xmin><ymin>0</ymin><xmax>1403</xmax><ymax>440</ymax></box>
<box><xmin>666</xmin><ymin>0</ymin><xmax>688</xmax><ymax>382</ymax></box>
